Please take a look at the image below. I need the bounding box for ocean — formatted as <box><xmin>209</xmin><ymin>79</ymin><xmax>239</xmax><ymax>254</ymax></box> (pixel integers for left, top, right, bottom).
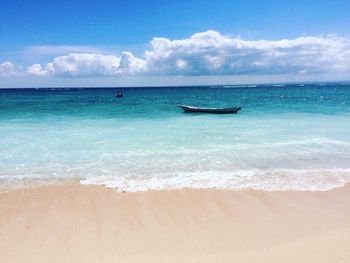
<box><xmin>1</xmin><ymin>83</ymin><xmax>350</xmax><ymax>191</ymax></box>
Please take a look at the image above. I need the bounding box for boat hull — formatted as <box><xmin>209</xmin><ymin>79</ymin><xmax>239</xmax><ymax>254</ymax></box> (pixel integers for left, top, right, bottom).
<box><xmin>178</xmin><ymin>105</ymin><xmax>241</xmax><ymax>114</ymax></box>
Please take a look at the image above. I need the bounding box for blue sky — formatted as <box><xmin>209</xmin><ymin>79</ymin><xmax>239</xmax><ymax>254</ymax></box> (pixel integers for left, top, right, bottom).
<box><xmin>1</xmin><ymin>0</ymin><xmax>350</xmax><ymax>87</ymax></box>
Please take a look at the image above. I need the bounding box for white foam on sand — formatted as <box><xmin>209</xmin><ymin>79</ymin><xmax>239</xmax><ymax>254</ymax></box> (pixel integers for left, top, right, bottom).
<box><xmin>80</xmin><ymin>168</ymin><xmax>350</xmax><ymax>192</ymax></box>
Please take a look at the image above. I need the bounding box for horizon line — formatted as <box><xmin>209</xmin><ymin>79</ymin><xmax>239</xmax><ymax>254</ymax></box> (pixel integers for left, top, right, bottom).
<box><xmin>1</xmin><ymin>80</ymin><xmax>350</xmax><ymax>90</ymax></box>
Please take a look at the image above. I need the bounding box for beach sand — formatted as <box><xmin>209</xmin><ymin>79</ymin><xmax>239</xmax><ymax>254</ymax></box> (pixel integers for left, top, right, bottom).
<box><xmin>1</xmin><ymin>184</ymin><xmax>350</xmax><ymax>263</ymax></box>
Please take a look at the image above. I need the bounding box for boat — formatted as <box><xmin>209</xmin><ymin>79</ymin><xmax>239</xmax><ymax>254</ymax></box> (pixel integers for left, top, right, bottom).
<box><xmin>177</xmin><ymin>104</ymin><xmax>241</xmax><ymax>114</ymax></box>
<box><xmin>115</xmin><ymin>91</ymin><xmax>123</xmax><ymax>98</ymax></box>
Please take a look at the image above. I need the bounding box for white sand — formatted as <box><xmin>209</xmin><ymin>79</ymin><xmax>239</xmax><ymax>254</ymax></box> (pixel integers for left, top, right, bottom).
<box><xmin>1</xmin><ymin>183</ymin><xmax>350</xmax><ymax>262</ymax></box>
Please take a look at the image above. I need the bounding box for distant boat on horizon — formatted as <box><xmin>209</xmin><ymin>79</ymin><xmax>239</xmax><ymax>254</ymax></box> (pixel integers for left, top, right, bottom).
<box><xmin>115</xmin><ymin>91</ymin><xmax>123</xmax><ymax>98</ymax></box>
<box><xmin>178</xmin><ymin>104</ymin><xmax>241</xmax><ymax>114</ymax></box>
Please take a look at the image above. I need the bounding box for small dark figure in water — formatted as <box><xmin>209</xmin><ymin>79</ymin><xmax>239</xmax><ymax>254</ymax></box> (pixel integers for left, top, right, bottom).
<box><xmin>116</xmin><ymin>91</ymin><xmax>123</xmax><ymax>98</ymax></box>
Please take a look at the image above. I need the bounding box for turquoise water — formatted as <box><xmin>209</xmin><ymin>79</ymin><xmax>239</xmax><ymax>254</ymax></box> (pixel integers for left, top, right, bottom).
<box><xmin>1</xmin><ymin>84</ymin><xmax>350</xmax><ymax>191</ymax></box>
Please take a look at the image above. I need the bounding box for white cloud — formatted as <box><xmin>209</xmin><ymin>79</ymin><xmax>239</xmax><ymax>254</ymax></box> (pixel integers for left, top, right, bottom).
<box><xmin>0</xmin><ymin>61</ymin><xmax>16</xmax><ymax>77</ymax></box>
<box><xmin>50</xmin><ymin>53</ymin><xmax>120</xmax><ymax>76</ymax></box>
<box><xmin>26</xmin><ymin>30</ymin><xmax>350</xmax><ymax>77</ymax></box>
<box><xmin>27</xmin><ymin>52</ymin><xmax>146</xmax><ymax>76</ymax></box>
<box><xmin>117</xmin><ymin>52</ymin><xmax>147</xmax><ymax>74</ymax></box>
<box><xmin>144</xmin><ymin>31</ymin><xmax>350</xmax><ymax>75</ymax></box>
<box><xmin>26</xmin><ymin>63</ymin><xmax>54</xmax><ymax>76</ymax></box>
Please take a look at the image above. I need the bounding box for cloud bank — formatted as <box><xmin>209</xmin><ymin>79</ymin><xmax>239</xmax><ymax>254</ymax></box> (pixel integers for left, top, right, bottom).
<box><xmin>18</xmin><ymin>30</ymin><xmax>350</xmax><ymax>78</ymax></box>
<box><xmin>0</xmin><ymin>62</ymin><xmax>16</xmax><ymax>77</ymax></box>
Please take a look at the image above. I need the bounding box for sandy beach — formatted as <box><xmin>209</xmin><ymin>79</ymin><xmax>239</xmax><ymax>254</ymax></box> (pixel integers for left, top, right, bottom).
<box><xmin>1</xmin><ymin>184</ymin><xmax>350</xmax><ymax>263</ymax></box>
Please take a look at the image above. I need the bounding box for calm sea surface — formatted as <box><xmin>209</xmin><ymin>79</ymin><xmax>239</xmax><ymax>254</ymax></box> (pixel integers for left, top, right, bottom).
<box><xmin>1</xmin><ymin>84</ymin><xmax>350</xmax><ymax>191</ymax></box>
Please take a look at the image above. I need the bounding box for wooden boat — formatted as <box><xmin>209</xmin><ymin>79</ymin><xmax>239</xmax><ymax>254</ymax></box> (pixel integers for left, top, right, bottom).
<box><xmin>177</xmin><ymin>104</ymin><xmax>241</xmax><ymax>114</ymax></box>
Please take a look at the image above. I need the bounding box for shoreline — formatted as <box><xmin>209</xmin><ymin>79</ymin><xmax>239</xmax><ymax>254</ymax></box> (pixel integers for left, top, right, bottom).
<box><xmin>1</xmin><ymin>183</ymin><xmax>350</xmax><ymax>262</ymax></box>
<box><xmin>2</xmin><ymin>174</ymin><xmax>350</xmax><ymax>193</ymax></box>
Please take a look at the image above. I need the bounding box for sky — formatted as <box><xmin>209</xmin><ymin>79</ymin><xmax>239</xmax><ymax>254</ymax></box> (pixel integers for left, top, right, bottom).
<box><xmin>1</xmin><ymin>0</ymin><xmax>350</xmax><ymax>87</ymax></box>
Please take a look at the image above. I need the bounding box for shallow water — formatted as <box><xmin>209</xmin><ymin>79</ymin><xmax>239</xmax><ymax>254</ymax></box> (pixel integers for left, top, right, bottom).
<box><xmin>1</xmin><ymin>84</ymin><xmax>350</xmax><ymax>191</ymax></box>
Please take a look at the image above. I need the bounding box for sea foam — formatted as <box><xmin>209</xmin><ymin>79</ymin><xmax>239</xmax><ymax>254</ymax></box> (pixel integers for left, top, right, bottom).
<box><xmin>80</xmin><ymin>168</ymin><xmax>350</xmax><ymax>192</ymax></box>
